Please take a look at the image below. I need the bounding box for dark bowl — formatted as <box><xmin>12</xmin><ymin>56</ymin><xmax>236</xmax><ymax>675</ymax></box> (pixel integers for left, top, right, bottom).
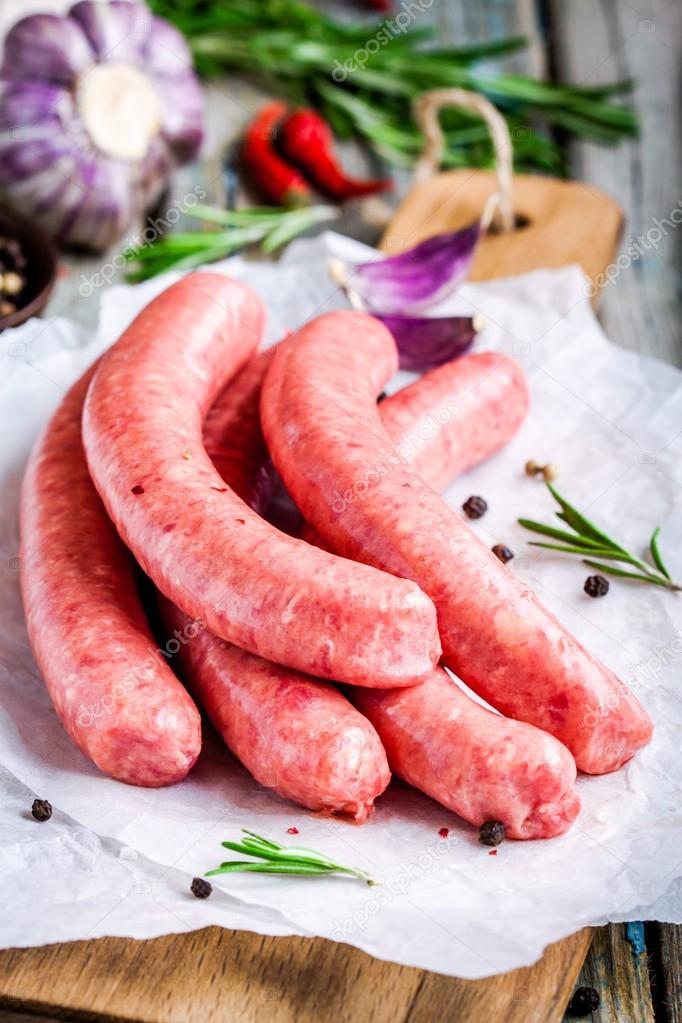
<box><xmin>0</xmin><ymin>204</ymin><xmax>58</xmax><ymax>331</ymax></box>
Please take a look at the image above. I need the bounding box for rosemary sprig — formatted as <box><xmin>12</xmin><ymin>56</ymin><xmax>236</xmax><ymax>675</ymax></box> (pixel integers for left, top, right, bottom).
<box><xmin>123</xmin><ymin>204</ymin><xmax>338</xmax><ymax>281</ymax></box>
<box><xmin>519</xmin><ymin>483</ymin><xmax>680</xmax><ymax>592</ymax></box>
<box><xmin>149</xmin><ymin>0</ymin><xmax>637</xmax><ymax>176</ymax></box>
<box><xmin>205</xmin><ymin>830</ymin><xmax>375</xmax><ymax>885</ymax></box>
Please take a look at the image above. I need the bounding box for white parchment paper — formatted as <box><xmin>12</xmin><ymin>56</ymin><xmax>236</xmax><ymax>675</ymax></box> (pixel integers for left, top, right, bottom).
<box><xmin>1</xmin><ymin>233</ymin><xmax>681</xmax><ymax>978</ymax></box>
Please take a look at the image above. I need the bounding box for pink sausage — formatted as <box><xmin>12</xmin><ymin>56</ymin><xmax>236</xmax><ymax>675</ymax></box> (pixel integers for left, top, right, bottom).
<box><xmin>20</xmin><ymin>367</ymin><xmax>202</xmax><ymax>787</ymax></box>
<box><xmin>353</xmin><ymin>671</ymin><xmax>579</xmax><ymax>840</ymax></box>
<box><xmin>156</xmin><ymin>350</ymin><xmax>390</xmax><ymax>818</ymax></box>
<box><xmin>380</xmin><ymin>351</ymin><xmax>528</xmax><ymax>490</ymax></box>
<box><xmin>159</xmin><ymin>599</ymin><xmax>390</xmax><ymax>819</ymax></box>
<box><xmin>203</xmin><ymin>346</ymin><xmax>578</xmax><ymax>837</ymax></box>
<box><xmin>260</xmin><ymin>311</ymin><xmax>653</xmax><ymax>775</ymax></box>
<box><xmin>301</xmin><ymin>351</ymin><xmax>529</xmax><ymax>549</ymax></box>
<box><xmin>83</xmin><ymin>274</ymin><xmax>440</xmax><ymax>689</ymax></box>
<box><xmin>203</xmin><ymin>348</ymin><xmax>276</xmax><ymax>514</ymax></box>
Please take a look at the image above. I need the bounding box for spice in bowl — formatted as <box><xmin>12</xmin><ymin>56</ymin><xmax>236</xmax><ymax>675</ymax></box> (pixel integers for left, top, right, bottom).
<box><xmin>0</xmin><ymin>236</ymin><xmax>27</xmax><ymax>317</ymax></box>
<box><xmin>0</xmin><ymin>205</ymin><xmax>57</xmax><ymax>330</ymax></box>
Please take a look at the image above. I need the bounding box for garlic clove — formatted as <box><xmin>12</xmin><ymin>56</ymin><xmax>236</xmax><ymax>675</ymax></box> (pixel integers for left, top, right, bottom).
<box><xmin>70</xmin><ymin>1</ymin><xmax>150</xmax><ymax>65</ymax></box>
<box><xmin>141</xmin><ymin>16</ymin><xmax>196</xmax><ymax>80</ymax></box>
<box><xmin>2</xmin><ymin>12</ymin><xmax>94</xmax><ymax>85</ymax></box>
<box><xmin>156</xmin><ymin>74</ymin><xmax>205</xmax><ymax>160</ymax></box>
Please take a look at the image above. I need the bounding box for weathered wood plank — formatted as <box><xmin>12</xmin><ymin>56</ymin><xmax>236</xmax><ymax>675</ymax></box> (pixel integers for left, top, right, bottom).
<box><xmin>572</xmin><ymin>924</ymin><xmax>655</xmax><ymax>1022</ymax></box>
<box><xmin>550</xmin><ymin>0</ymin><xmax>682</xmax><ymax>1013</ymax></box>
<box><xmin>658</xmin><ymin>923</ymin><xmax>682</xmax><ymax>1023</ymax></box>
<box><xmin>547</xmin><ymin>0</ymin><xmax>682</xmax><ymax>367</ymax></box>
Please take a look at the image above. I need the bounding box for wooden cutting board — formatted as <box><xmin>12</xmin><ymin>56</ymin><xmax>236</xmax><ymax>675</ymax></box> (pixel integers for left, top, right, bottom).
<box><xmin>0</xmin><ymin>165</ymin><xmax>622</xmax><ymax>1023</ymax></box>
<box><xmin>380</xmin><ymin>168</ymin><xmax>622</xmax><ymax>300</ymax></box>
<box><xmin>0</xmin><ymin>926</ymin><xmax>593</xmax><ymax>1022</ymax></box>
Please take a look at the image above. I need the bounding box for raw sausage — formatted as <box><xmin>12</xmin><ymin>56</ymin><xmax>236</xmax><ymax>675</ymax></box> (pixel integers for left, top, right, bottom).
<box><xmin>301</xmin><ymin>350</ymin><xmax>529</xmax><ymax>547</ymax></box>
<box><xmin>20</xmin><ymin>366</ymin><xmax>202</xmax><ymax>786</ymax></box>
<box><xmin>353</xmin><ymin>671</ymin><xmax>580</xmax><ymax>840</ymax></box>
<box><xmin>83</xmin><ymin>274</ymin><xmax>440</xmax><ymax>688</ymax></box>
<box><xmin>203</xmin><ymin>348</ymin><xmax>276</xmax><ymax>514</ymax></box>
<box><xmin>202</xmin><ymin>345</ymin><xmax>578</xmax><ymax>836</ymax></box>
<box><xmin>158</xmin><ymin>349</ymin><xmax>391</xmax><ymax>817</ymax></box>
<box><xmin>158</xmin><ymin>599</ymin><xmax>390</xmax><ymax>819</ymax></box>
<box><xmin>260</xmin><ymin>310</ymin><xmax>653</xmax><ymax>774</ymax></box>
<box><xmin>379</xmin><ymin>351</ymin><xmax>528</xmax><ymax>491</ymax></box>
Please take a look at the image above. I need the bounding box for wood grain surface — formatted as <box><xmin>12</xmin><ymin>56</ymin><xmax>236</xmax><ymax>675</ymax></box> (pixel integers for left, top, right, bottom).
<box><xmin>380</xmin><ymin>169</ymin><xmax>622</xmax><ymax>297</ymax></box>
<box><xmin>0</xmin><ymin>927</ymin><xmax>593</xmax><ymax>1023</ymax></box>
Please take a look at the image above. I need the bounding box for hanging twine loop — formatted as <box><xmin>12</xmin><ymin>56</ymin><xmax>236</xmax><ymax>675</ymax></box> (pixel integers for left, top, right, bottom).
<box><xmin>412</xmin><ymin>88</ymin><xmax>515</xmax><ymax>233</ymax></box>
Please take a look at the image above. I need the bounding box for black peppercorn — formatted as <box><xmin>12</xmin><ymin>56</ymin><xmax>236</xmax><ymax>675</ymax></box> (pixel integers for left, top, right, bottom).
<box><xmin>566</xmin><ymin>985</ymin><xmax>600</xmax><ymax>1016</ymax></box>
<box><xmin>462</xmin><ymin>495</ymin><xmax>487</xmax><ymax>519</ymax></box>
<box><xmin>492</xmin><ymin>544</ymin><xmax>514</xmax><ymax>563</ymax></box>
<box><xmin>478</xmin><ymin>820</ymin><xmax>505</xmax><ymax>847</ymax></box>
<box><xmin>584</xmin><ymin>575</ymin><xmax>609</xmax><ymax>598</ymax></box>
<box><xmin>190</xmin><ymin>877</ymin><xmax>212</xmax><ymax>899</ymax></box>
<box><xmin>31</xmin><ymin>798</ymin><xmax>52</xmax><ymax>822</ymax></box>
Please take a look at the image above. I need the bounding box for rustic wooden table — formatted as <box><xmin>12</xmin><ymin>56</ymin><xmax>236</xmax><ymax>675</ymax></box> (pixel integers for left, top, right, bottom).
<box><xmin>1</xmin><ymin>1</ymin><xmax>680</xmax><ymax>1020</ymax></box>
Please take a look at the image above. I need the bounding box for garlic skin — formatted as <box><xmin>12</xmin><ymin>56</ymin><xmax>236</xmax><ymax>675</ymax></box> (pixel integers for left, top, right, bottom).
<box><xmin>0</xmin><ymin>0</ymin><xmax>204</xmax><ymax>251</ymax></box>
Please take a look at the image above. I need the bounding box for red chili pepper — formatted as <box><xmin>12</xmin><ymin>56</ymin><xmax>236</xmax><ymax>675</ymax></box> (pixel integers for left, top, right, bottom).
<box><xmin>241</xmin><ymin>102</ymin><xmax>311</xmax><ymax>207</ymax></box>
<box><xmin>279</xmin><ymin>109</ymin><xmax>392</xmax><ymax>202</ymax></box>
<box><xmin>366</xmin><ymin>0</ymin><xmax>392</xmax><ymax>10</ymax></box>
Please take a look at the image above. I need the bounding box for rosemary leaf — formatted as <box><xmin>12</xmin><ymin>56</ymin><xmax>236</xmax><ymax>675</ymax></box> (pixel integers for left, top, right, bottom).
<box><xmin>529</xmin><ymin>542</ymin><xmax>622</xmax><ymax>558</ymax></box>
<box><xmin>149</xmin><ymin>0</ymin><xmax>637</xmax><ymax>175</ymax></box>
<box><xmin>546</xmin><ymin>483</ymin><xmax>626</xmax><ymax>552</ymax></box>
<box><xmin>650</xmin><ymin>527</ymin><xmax>672</xmax><ymax>581</ymax></box>
<box><xmin>519</xmin><ymin>483</ymin><xmax>679</xmax><ymax>592</ymax></box>
<box><xmin>207</xmin><ymin>830</ymin><xmax>374</xmax><ymax>884</ymax></box>
<box><xmin>517</xmin><ymin>519</ymin><xmax>607</xmax><ymax>549</ymax></box>
<box><xmin>207</xmin><ymin>862</ymin><xmax>346</xmax><ymax>878</ymax></box>
<box><xmin>582</xmin><ymin>560</ymin><xmax>679</xmax><ymax>590</ymax></box>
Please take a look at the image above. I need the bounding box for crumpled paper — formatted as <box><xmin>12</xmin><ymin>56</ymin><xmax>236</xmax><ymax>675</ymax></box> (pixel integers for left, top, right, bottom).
<box><xmin>1</xmin><ymin>233</ymin><xmax>681</xmax><ymax>978</ymax></box>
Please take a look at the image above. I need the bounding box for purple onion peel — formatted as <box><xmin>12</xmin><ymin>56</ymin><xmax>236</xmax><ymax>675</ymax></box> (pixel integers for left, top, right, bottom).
<box><xmin>351</xmin><ymin>222</ymin><xmax>480</xmax><ymax>314</ymax></box>
<box><xmin>375</xmin><ymin>313</ymin><xmax>478</xmax><ymax>372</ymax></box>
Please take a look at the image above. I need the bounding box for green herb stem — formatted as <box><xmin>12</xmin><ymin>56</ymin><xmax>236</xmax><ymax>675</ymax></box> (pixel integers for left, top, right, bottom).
<box><xmin>519</xmin><ymin>484</ymin><xmax>679</xmax><ymax>592</ymax></box>
<box><xmin>149</xmin><ymin>0</ymin><xmax>637</xmax><ymax>176</ymax></box>
<box><xmin>124</xmin><ymin>204</ymin><xmax>338</xmax><ymax>281</ymax></box>
<box><xmin>205</xmin><ymin>830</ymin><xmax>375</xmax><ymax>885</ymax></box>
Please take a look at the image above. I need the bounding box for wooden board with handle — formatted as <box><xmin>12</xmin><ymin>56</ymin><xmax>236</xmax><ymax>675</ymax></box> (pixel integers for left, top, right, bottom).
<box><xmin>379</xmin><ymin>88</ymin><xmax>622</xmax><ymax>299</ymax></box>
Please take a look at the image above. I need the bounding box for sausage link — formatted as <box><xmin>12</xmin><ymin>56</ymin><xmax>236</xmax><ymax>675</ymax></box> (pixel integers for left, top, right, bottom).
<box><xmin>83</xmin><ymin>274</ymin><xmax>440</xmax><ymax>688</ymax></box>
<box><xmin>159</xmin><ymin>598</ymin><xmax>390</xmax><ymax>819</ymax></box>
<box><xmin>353</xmin><ymin>671</ymin><xmax>579</xmax><ymax>840</ymax></box>
<box><xmin>20</xmin><ymin>367</ymin><xmax>202</xmax><ymax>786</ymax></box>
<box><xmin>201</xmin><ymin>346</ymin><xmax>578</xmax><ymax>837</ymax></box>
<box><xmin>301</xmin><ymin>351</ymin><xmax>529</xmax><ymax>549</ymax></box>
<box><xmin>380</xmin><ymin>351</ymin><xmax>528</xmax><ymax>490</ymax></box>
<box><xmin>260</xmin><ymin>311</ymin><xmax>653</xmax><ymax>775</ymax></box>
<box><xmin>156</xmin><ymin>349</ymin><xmax>391</xmax><ymax>817</ymax></box>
